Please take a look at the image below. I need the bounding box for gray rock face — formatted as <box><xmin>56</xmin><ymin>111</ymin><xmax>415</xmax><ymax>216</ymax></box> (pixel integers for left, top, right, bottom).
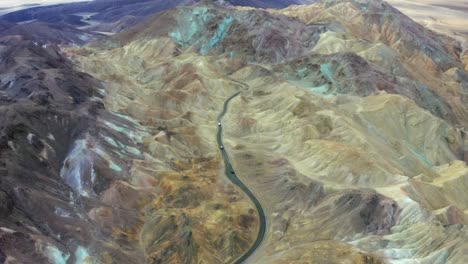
<box><xmin>0</xmin><ymin>36</ymin><xmax>147</xmax><ymax>262</ymax></box>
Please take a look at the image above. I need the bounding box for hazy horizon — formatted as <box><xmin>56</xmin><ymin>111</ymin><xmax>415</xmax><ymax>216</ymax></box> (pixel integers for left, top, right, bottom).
<box><xmin>0</xmin><ymin>0</ymin><xmax>91</xmax><ymax>8</ymax></box>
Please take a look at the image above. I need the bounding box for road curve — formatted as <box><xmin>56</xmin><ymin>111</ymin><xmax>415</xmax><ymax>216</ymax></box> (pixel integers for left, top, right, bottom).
<box><xmin>217</xmin><ymin>92</ymin><xmax>267</xmax><ymax>264</ymax></box>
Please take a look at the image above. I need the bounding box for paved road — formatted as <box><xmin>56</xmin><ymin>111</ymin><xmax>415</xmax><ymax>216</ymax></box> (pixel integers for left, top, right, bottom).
<box><xmin>217</xmin><ymin>92</ymin><xmax>266</xmax><ymax>264</ymax></box>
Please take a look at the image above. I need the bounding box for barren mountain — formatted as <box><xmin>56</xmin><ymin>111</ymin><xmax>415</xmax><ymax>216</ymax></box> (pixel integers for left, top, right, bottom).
<box><xmin>0</xmin><ymin>21</ymin><xmax>103</xmax><ymax>45</ymax></box>
<box><xmin>0</xmin><ymin>0</ymin><xmax>317</xmax><ymax>34</ymax></box>
<box><xmin>385</xmin><ymin>0</ymin><xmax>468</xmax><ymax>51</ymax></box>
<box><xmin>0</xmin><ymin>0</ymin><xmax>467</xmax><ymax>263</ymax></box>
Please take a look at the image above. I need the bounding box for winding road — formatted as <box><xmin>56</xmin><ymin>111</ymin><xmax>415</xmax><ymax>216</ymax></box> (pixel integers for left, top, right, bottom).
<box><xmin>217</xmin><ymin>92</ymin><xmax>266</xmax><ymax>264</ymax></box>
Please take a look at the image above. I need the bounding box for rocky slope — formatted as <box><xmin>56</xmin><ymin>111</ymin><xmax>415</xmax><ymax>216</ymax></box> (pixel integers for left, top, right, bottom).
<box><xmin>0</xmin><ymin>0</ymin><xmax>317</xmax><ymax>35</ymax></box>
<box><xmin>1</xmin><ymin>0</ymin><xmax>468</xmax><ymax>263</ymax></box>
<box><xmin>384</xmin><ymin>0</ymin><xmax>468</xmax><ymax>51</ymax></box>
<box><xmin>0</xmin><ymin>21</ymin><xmax>103</xmax><ymax>45</ymax></box>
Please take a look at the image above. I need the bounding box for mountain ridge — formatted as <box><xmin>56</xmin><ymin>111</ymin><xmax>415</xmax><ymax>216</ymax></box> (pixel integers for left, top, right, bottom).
<box><xmin>0</xmin><ymin>0</ymin><xmax>467</xmax><ymax>263</ymax></box>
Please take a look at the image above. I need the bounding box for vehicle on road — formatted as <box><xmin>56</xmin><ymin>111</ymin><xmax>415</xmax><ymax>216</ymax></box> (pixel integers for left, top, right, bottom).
<box><xmin>218</xmin><ymin>92</ymin><xmax>265</xmax><ymax>264</ymax></box>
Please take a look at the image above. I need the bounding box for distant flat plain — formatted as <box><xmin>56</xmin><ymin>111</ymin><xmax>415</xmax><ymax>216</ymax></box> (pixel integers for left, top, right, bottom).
<box><xmin>0</xmin><ymin>0</ymin><xmax>91</xmax><ymax>15</ymax></box>
<box><xmin>387</xmin><ymin>0</ymin><xmax>468</xmax><ymax>51</ymax></box>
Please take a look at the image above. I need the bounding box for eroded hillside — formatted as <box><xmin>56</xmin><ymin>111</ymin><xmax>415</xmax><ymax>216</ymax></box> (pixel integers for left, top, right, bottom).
<box><xmin>1</xmin><ymin>0</ymin><xmax>467</xmax><ymax>263</ymax></box>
